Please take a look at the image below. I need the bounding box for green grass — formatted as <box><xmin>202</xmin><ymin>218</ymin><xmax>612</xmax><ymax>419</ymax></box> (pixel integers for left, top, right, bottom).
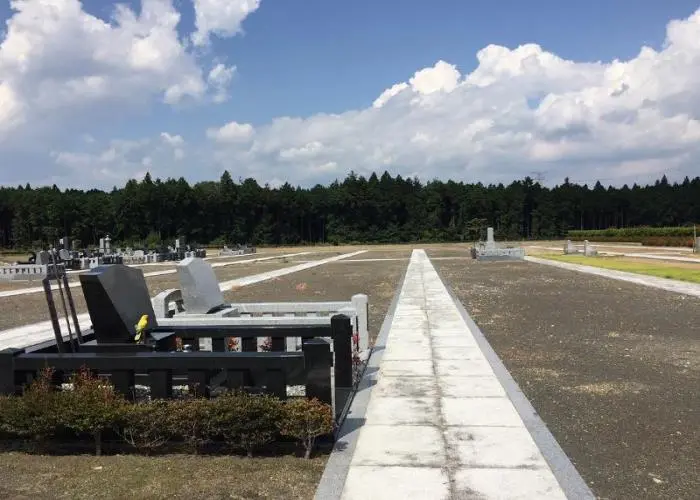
<box><xmin>540</xmin><ymin>254</ymin><xmax>700</xmax><ymax>284</ymax></box>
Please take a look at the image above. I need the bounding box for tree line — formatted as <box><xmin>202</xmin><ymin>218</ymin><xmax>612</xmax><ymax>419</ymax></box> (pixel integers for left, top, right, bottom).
<box><xmin>0</xmin><ymin>171</ymin><xmax>698</xmax><ymax>250</ymax></box>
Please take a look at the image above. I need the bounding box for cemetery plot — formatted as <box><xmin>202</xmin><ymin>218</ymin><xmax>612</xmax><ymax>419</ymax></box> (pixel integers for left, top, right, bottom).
<box><xmin>0</xmin><ymin>260</ymin><xmax>299</xmax><ymax>331</ymax></box>
<box><xmin>0</xmin><ymin>249</ymin><xmax>404</xmax><ymax>500</ymax></box>
<box><xmin>430</xmin><ymin>254</ymin><xmax>700</xmax><ymax>500</ymax></box>
<box><xmin>223</xmin><ymin>255</ymin><xmax>407</xmax><ymax>344</ymax></box>
<box><xmin>0</xmin><ymin>251</ymin><xmax>312</xmax><ymax>292</ymax></box>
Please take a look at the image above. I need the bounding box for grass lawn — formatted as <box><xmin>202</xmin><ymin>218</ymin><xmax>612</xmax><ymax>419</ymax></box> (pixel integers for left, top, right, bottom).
<box><xmin>0</xmin><ymin>452</ymin><xmax>327</xmax><ymax>499</ymax></box>
<box><xmin>539</xmin><ymin>254</ymin><xmax>700</xmax><ymax>284</ymax></box>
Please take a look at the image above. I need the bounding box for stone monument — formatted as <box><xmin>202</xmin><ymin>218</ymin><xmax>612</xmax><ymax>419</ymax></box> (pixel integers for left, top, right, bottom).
<box><xmin>177</xmin><ymin>257</ymin><xmax>226</xmax><ymax>314</ymax></box>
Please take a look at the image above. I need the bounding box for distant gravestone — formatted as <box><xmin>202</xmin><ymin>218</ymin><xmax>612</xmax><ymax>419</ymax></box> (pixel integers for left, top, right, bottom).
<box><xmin>35</xmin><ymin>251</ymin><xmax>51</xmax><ymax>265</ymax></box>
<box><xmin>133</xmin><ymin>250</ymin><xmax>145</xmax><ymax>258</ymax></box>
<box><xmin>583</xmin><ymin>240</ymin><xmax>598</xmax><ymax>256</ymax></box>
<box><xmin>485</xmin><ymin>227</ymin><xmax>496</xmax><ymax>250</ymax></box>
<box><xmin>695</xmin><ymin>237</ymin><xmax>700</xmax><ymax>254</ymax></box>
<box><xmin>564</xmin><ymin>240</ymin><xmax>578</xmax><ymax>254</ymax></box>
<box><xmin>177</xmin><ymin>257</ymin><xmax>225</xmax><ymax>314</ymax></box>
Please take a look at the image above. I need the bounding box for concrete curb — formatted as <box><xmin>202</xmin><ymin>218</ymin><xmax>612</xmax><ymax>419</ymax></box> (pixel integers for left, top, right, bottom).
<box><xmin>313</xmin><ymin>262</ymin><xmax>409</xmax><ymax>500</ymax></box>
<box><xmin>525</xmin><ymin>256</ymin><xmax>700</xmax><ymax>298</ymax></box>
<box><xmin>439</xmin><ymin>270</ymin><xmax>596</xmax><ymax>500</ymax></box>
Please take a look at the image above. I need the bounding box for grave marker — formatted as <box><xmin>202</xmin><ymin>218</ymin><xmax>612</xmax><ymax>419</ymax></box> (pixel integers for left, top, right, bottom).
<box><xmin>177</xmin><ymin>257</ymin><xmax>226</xmax><ymax>314</ymax></box>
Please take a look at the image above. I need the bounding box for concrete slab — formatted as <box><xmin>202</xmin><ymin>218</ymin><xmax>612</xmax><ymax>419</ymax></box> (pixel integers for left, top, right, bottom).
<box><xmin>438</xmin><ymin>375</ymin><xmax>507</xmax><ymax>398</ymax></box>
<box><xmin>342</xmin><ymin>466</ymin><xmax>450</xmax><ymax>500</ymax></box>
<box><xmin>350</xmin><ymin>425</ymin><xmax>445</xmax><ymax>466</ymax></box>
<box><xmin>441</xmin><ymin>397</ymin><xmax>523</xmax><ymax>427</ymax></box>
<box><xmin>364</xmin><ymin>396</ymin><xmax>439</xmax><ymax>425</ymax></box>
<box><xmin>454</xmin><ymin>468</ymin><xmax>567</xmax><ymax>500</ymax></box>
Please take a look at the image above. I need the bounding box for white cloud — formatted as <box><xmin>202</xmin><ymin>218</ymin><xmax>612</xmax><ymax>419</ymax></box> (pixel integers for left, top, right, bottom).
<box><xmin>207</xmin><ymin>63</ymin><xmax>236</xmax><ymax>103</ymax></box>
<box><xmin>191</xmin><ymin>0</ymin><xmax>261</xmax><ymax>47</ymax></box>
<box><xmin>201</xmin><ymin>8</ymin><xmax>700</xmax><ymax>186</ymax></box>
<box><xmin>5</xmin><ymin>3</ymin><xmax>700</xmax><ymax>189</ymax></box>
<box><xmin>49</xmin><ymin>134</ymin><xmax>188</xmax><ymax>188</ymax></box>
<box><xmin>160</xmin><ymin>132</ymin><xmax>184</xmax><ymax>146</ymax></box>
<box><xmin>0</xmin><ymin>0</ymin><xmax>258</xmax><ymax>145</ymax></box>
<box><xmin>207</xmin><ymin>121</ymin><xmax>255</xmax><ymax>143</ymax></box>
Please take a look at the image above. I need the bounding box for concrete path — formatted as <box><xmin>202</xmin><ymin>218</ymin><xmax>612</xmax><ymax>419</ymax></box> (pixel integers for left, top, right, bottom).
<box><xmin>526</xmin><ymin>256</ymin><xmax>700</xmax><ymax>298</ymax></box>
<box><xmin>0</xmin><ymin>250</ymin><xmax>367</xmax><ymax>350</ymax></box>
<box><xmin>526</xmin><ymin>246</ymin><xmax>700</xmax><ymax>264</ymax></box>
<box><xmin>339</xmin><ymin>250</ymin><xmax>574</xmax><ymax>499</ymax></box>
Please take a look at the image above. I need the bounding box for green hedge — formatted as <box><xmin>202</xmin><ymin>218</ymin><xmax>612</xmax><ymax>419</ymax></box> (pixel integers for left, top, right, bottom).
<box><xmin>567</xmin><ymin>226</ymin><xmax>698</xmax><ymax>247</ymax></box>
<box><xmin>0</xmin><ymin>367</ymin><xmax>333</xmax><ymax>458</ymax></box>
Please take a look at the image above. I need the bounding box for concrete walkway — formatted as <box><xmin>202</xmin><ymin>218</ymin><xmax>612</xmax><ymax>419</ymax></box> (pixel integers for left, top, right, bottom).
<box><xmin>339</xmin><ymin>250</ymin><xmax>574</xmax><ymax>499</ymax></box>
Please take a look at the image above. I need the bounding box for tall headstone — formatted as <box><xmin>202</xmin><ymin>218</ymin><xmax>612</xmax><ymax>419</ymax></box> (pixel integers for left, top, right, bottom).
<box><xmin>485</xmin><ymin>227</ymin><xmax>496</xmax><ymax>250</ymax></box>
<box><xmin>35</xmin><ymin>251</ymin><xmax>51</xmax><ymax>265</ymax></box>
<box><xmin>694</xmin><ymin>237</ymin><xmax>700</xmax><ymax>254</ymax></box>
<box><xmin>564</xmin><ymin>240</ymin><xmax>577</xmax><ymax>254</ymax></box>
<box><xmin>177</xmin><ymin>257</ymin><xmax>225</xmax><ymax>314</ymax></box>
<box><xmin>79</xmin><ymin>265</ymin><xmax>157</xmax><ymax>343</ymax></box>
<box><xmin>104</xmin><ymin>235</ymin><xmax>111</xmax><ymax>255</ymax></box>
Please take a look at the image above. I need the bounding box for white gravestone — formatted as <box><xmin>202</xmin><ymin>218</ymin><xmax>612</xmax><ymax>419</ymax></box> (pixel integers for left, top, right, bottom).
<box><xmin>485</xmin><ymin>227</ymin><xmax>496</xmax><ymax>250</ymax></box>
<box><xmin>177</xmin><ymin>257</ymin><xmax>225</xmax><ymax>314</ymax></box>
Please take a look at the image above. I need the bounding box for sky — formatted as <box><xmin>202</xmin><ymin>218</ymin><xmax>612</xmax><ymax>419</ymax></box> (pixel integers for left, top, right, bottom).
<box><xmin>1</xmin><ymin>0</ymin><xmax>700</xmax><ymax>190</ymax></box>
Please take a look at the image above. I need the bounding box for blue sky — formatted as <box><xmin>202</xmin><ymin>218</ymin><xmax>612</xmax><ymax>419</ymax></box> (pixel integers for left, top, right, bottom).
<box><xmin>1</xmin><ymin>0</ymin><xmax>700</xmax><ymax>189</ymax></box>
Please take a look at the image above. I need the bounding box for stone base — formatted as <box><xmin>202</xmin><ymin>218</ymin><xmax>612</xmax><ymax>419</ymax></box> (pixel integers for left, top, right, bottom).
<box><xmin>475</xmin><ymin>248</ymin><xmax>525</xmax><ymax>261</ymax></box>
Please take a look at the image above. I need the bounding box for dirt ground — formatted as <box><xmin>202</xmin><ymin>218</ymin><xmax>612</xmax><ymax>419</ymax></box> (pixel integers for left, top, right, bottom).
<box><xmin>0</xmin><ymin>259</ymin><xmax>299</xmax><ymax>331</ymax></box>
<box><xmin>430</xmin><ymin>251</ymin><xmax>699</xmax><ymax>500</ymax></box>
<box><xmin>0</xmin><ymin>453</ymin><xmax>326</xmax><ymax>500</ymax></box>
<box><xmin>225</xmin><ymin>254</ymin><xmax>408</xmax><ymax>343</ymax></box>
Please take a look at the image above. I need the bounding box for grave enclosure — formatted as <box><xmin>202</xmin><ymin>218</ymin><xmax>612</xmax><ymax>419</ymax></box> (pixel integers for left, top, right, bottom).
<box><xmin>0</xmin><ymin>257</ymin><xmax>369</xmax><ymax>421</ymax></box>
<box><xmin>472</xmin><ymin>226</ymin><xmax>525</xmax><ymax>261</ymax></box>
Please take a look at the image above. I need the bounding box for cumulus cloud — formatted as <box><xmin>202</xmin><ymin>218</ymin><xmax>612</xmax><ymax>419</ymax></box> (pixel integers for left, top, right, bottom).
<box><xmin>0</xmin><ymin>0</ymin><xmax>257</xmax><ymax>145</ymax></box>
<box><xmin>5</xmin><ymin>3</ymin><xmax>700</xmax><ymax>189</ymax></box>
<box><xmin>50</xmin><ymin>133</ymin><xmax>189</xmax><ymax>188</ymax></box>
<box><xmin>191</xmin><ymin>0</ymin><xmax>261</xmax><ymax>46</ymax></box>
<box><xmin>207</xmin><ymin>121</ymin><xmax>255</xmax><ymax>143</ymax></box>
<box><xmin>203</xmin><ymin>8</ymin><xmax>700</xmax><ymax>186</ymax></box>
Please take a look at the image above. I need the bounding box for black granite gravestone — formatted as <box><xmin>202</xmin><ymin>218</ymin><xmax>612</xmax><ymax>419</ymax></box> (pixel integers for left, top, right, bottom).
<box><xmin>79</xmin><ymin>265</ymin><xmax>157</xmax><ymax>343</ymax></box>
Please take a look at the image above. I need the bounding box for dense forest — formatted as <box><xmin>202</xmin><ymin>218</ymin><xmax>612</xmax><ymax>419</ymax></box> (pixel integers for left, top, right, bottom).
<box><xmin>0</xmin><ymin>171</ymin><xmax>698</xmax><ymax>249</ymax></box>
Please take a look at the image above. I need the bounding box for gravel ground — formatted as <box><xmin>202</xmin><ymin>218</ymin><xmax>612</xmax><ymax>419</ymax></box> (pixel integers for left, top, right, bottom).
<box><xmin>430</xmin><ymin>253</ymin><xmax>699</xmax><ymax>500</ymax></box>
<box><xmin>0</xmin><ymin>260</ymin><xmax>298</xmax><ymax>331</ymax></box>
<box><xmin>224</xmin><ymin>255</ymin><xmax>407</xmax><ymax>344</ymax></box>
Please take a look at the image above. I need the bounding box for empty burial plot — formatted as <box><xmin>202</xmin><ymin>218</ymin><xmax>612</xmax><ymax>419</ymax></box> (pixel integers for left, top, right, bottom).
<box><xmin>430</xmin><ymin>254</ymin><xmax>699</xmax><ymax>500</ymax></box>
<box><xmin>0</xmin><ymin>259</ymin><xmax>299</xmax><ymax>331</ymax></box>
<box><xmin>225</xmin><ymin>254</ymin><xmax>407</xmax><ymax>344</ymax></box>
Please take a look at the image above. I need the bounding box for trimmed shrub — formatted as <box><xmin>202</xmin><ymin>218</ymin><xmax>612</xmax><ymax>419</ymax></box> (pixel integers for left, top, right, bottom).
<box><xmin>61</xmin><ymin>367</ymin><xmax>125</xmax><ymax>456</ymax></box>
<box><xmin>213</xmin><ymin>391</ymin><xmax>284</xmax><ymax>457</ymax></box>
<box><xmin>168</xmin><ymin>398</ymin><xmax>218</xmax><ymax>454</ymax></box>
<box><xmin>16</xmin><ymin>368</ymin><xmax>64</xmax><ymax>444</ymax></box>
<box><xmin>117</xmin><ymin>400</ymin><xmax>173</xmax><ymax>454</ymax></box>
<box><xmin>280</xmin><ymin>398</ymin><xmax>334</xmax><ymax>459</ymax></box>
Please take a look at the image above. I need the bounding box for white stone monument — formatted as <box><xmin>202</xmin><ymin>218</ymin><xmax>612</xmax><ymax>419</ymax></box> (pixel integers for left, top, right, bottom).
<box><xmin>177</xmin><ymin>257</ymin><xmax>225</xmax><ymax>314</ymax></box>
<box><xmin>583</xmin><ymin>240</ymin><xmax>598</xmax><ymax>256</ymax></box>
<box><xmin>485</xmin><ymin>227</ymin><xmax>496</xmax><ymax>250</ymax></box>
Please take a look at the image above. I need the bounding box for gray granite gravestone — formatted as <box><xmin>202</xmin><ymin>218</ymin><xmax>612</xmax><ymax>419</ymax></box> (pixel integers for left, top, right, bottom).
<box><xmin>177</xmin><ymin>257</ymin><xmax>225</xmax><ymax>314</ymax></box>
